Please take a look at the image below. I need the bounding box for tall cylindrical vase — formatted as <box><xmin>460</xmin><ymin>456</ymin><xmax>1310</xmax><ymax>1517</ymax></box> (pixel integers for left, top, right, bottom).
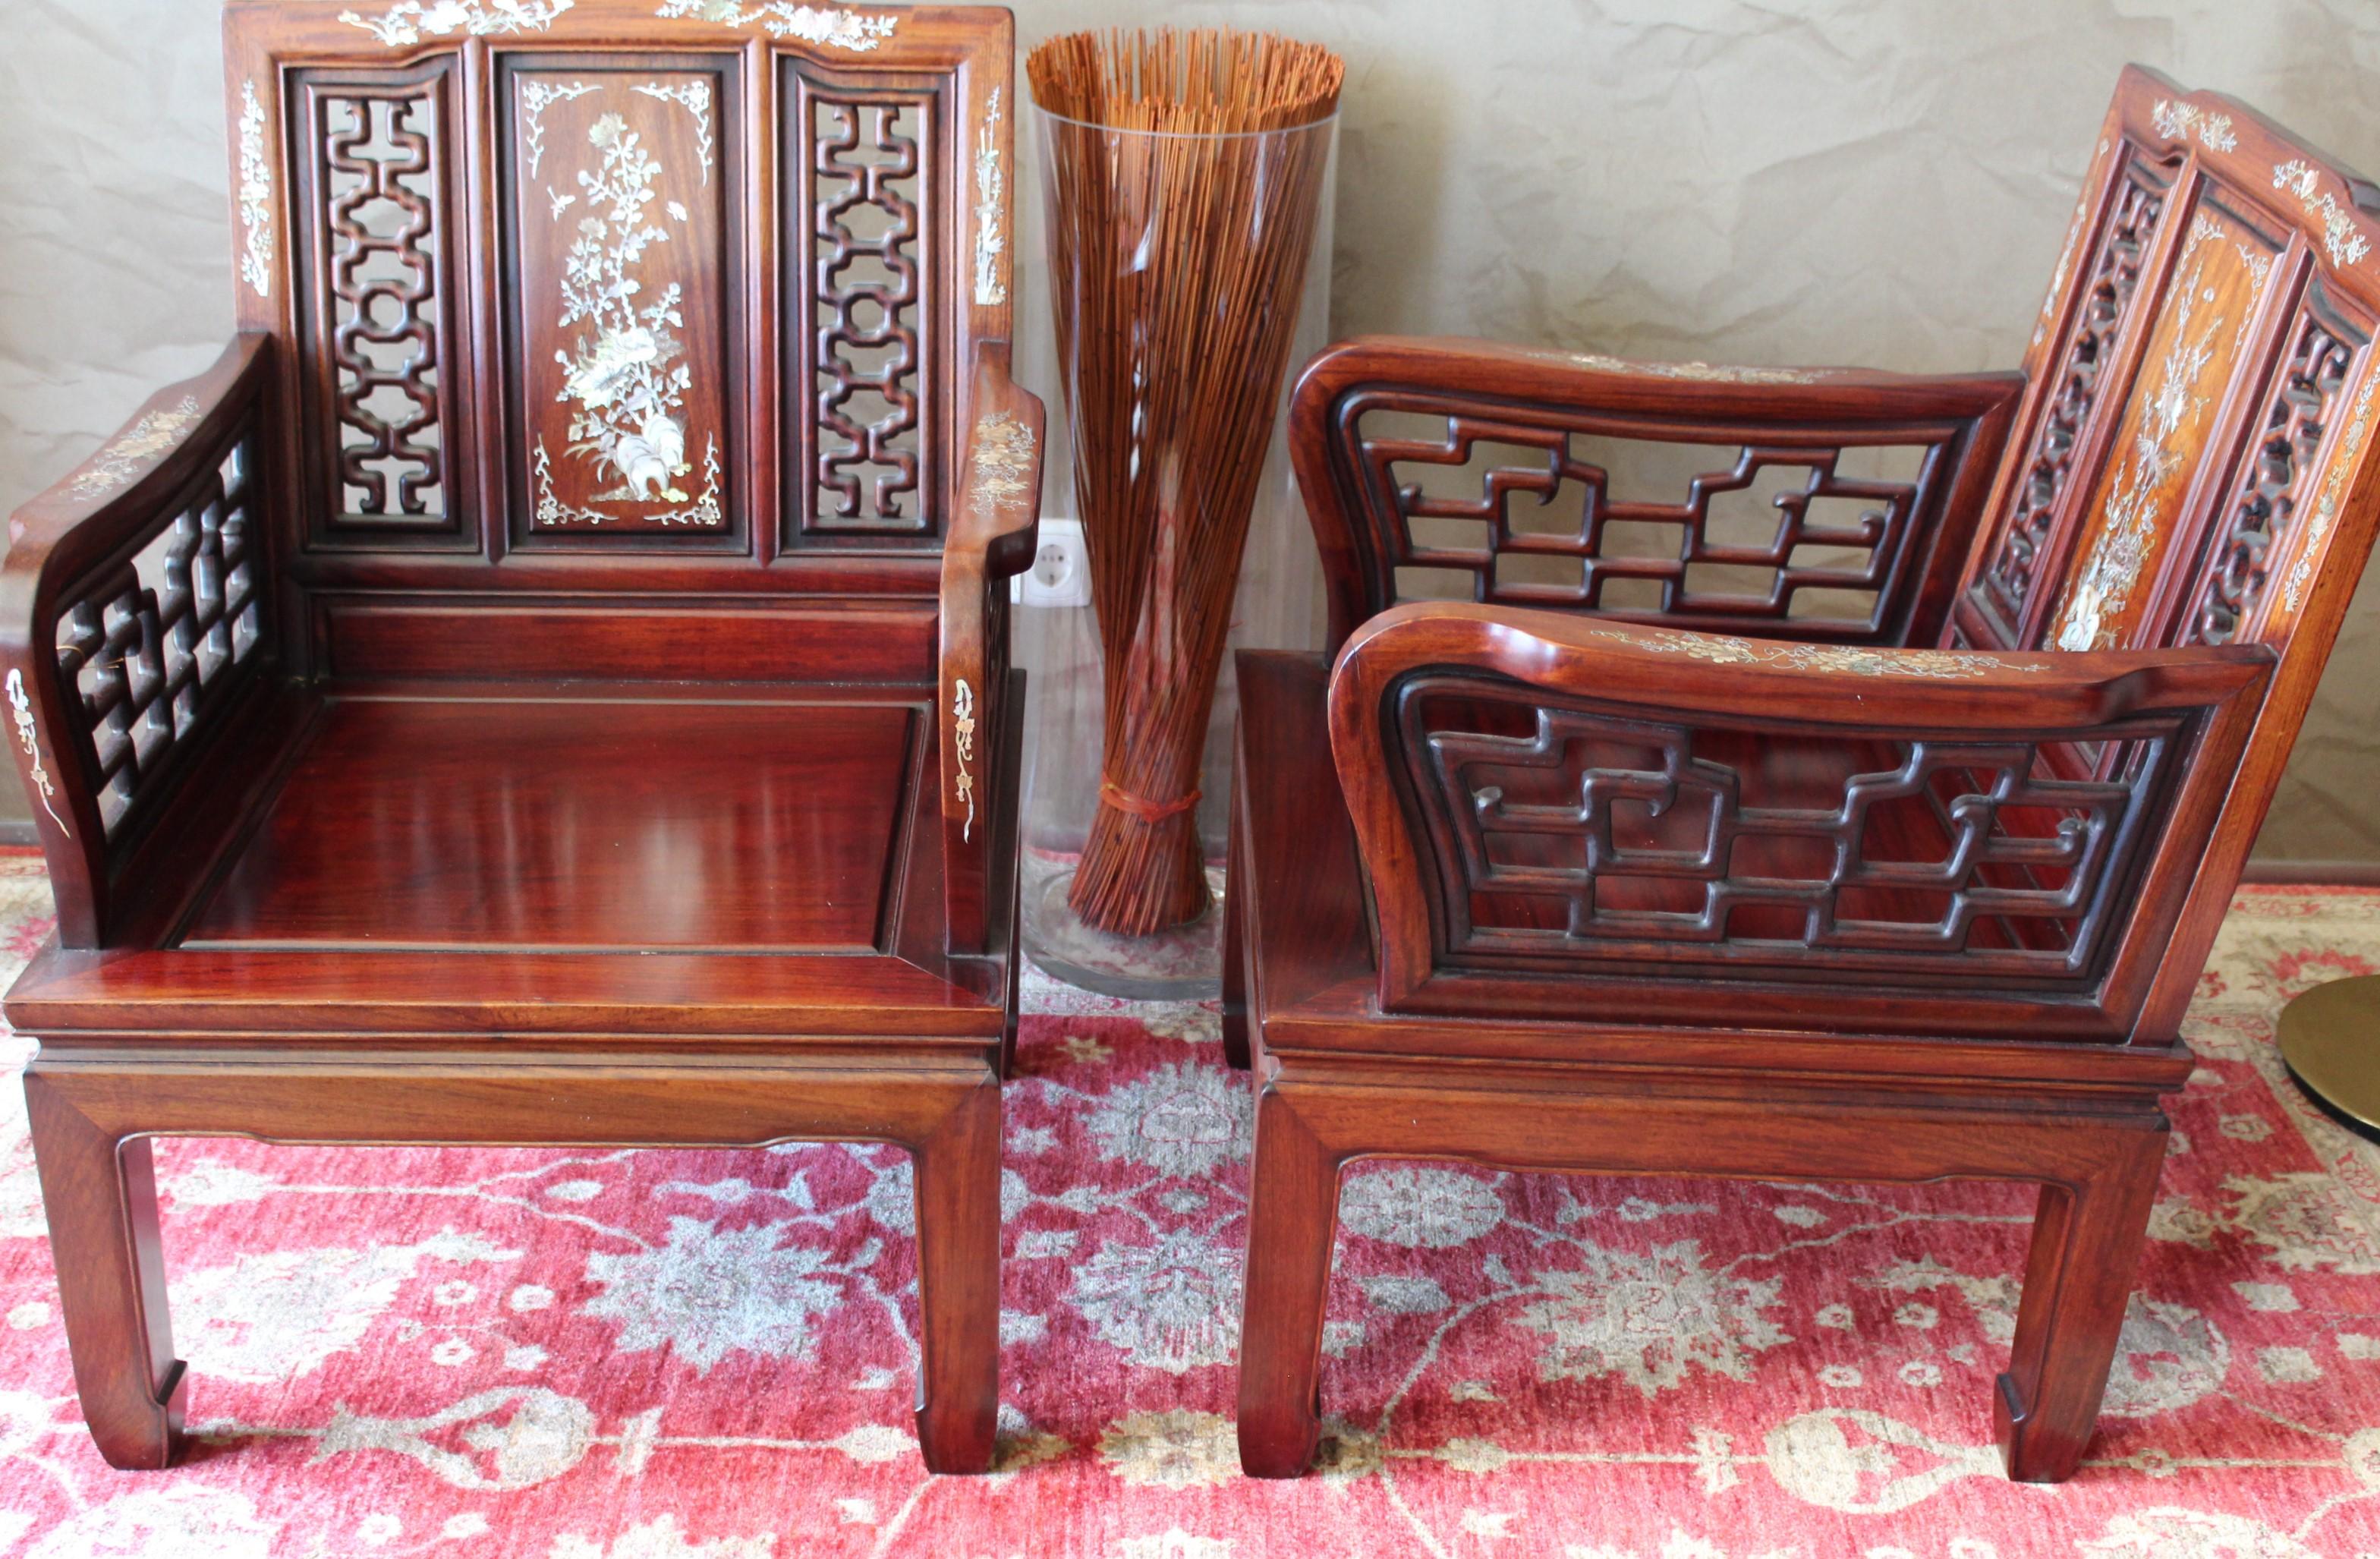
<box><xmin>1028</xmin><ymin>30</ymin><xmax>1342</xmax><ymax>955</ymax></box>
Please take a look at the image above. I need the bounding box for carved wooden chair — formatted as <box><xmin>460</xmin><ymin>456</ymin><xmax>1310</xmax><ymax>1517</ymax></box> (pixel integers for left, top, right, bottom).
<box><xmin>2</xmin><ymin>0</ymin><xmax>1038</xmax><ymax>1475</ymax></box>
<box><xmin>1226</xmin><ymin>66</ymin><xmax>2380</xmax><ymax>1481</ymax></box>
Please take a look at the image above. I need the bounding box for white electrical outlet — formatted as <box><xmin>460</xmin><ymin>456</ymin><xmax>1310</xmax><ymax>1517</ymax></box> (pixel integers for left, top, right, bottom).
<box><xmin>1012</xmin><ymin>517</ymin><xmax>1091</xmax><ymax>607</ymax></box>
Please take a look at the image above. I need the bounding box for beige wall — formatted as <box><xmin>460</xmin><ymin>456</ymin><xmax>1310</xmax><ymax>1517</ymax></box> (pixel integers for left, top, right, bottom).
<box><xmin>3</xmin><ymin>0</ymin><xmax>2375</xmax><ymax>858</ymax></box>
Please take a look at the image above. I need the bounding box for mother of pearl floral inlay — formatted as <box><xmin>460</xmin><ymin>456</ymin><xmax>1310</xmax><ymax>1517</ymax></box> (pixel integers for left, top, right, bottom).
<box><xmin>2152</xmin><ymin>98</ymin><xmax>2237</xmax><ymax>153</ymax></box>
<box><xmin>536</xmin><ymin>94</ymin><xmax>723</xmax><ymax>528</ymax></box>
<box><xmin>238</xmin><ymin>82</ymin><xmax>273</xmax><ymax>299</ymax></box>
<box><xmin>974</xmin><ymin>88</ymin><xmax>1007</xmax><ymax>307</ymax></box>
<box><xmin>340</xmin><ymin>0</ymin><xmax>574</xmax><ymax>46</ymax></box>
<box><xmin>7</xmin><ymin>669</ymin><xmax>66</xmax><ymax>835</ymax></box>
<box><xmin>1586</xmin><ymin>625</ymin><xmax>2045</xmax><ymax>679</ymax></box>
<box><xmin>653</xmin><ymin>0</ymin><xmax>896</xmax><ymax>49</ymax></box>
<box><xmin>65</xmin><ymin>395</ymin><xmax>203</xmax><ymax>500</ymax></box>
<box><xmin>2275</xmin><ymin>159</ymin><xmax>2375</xmax><ymax>271</ymax></box>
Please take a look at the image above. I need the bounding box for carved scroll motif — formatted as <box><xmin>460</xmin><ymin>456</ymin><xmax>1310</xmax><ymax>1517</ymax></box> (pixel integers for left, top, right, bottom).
<box><xmin>2183</xmin><ymin>313</ymin><xmax>2357</xmax><ymax>644</ymax></box>
<box><xmin>1981</xmin><ymin>165</ymin><xmax>2169</xmax><ymax>632</ymax></box>
<box><xmin>811</xmin><ymin>95</ymin><xmax>926</xmax><ymax>528</ymax></box>
<box><xmin>323</xmin><ymin>93</ymin><xmax>447</xmax><ymax>520</ymax></box>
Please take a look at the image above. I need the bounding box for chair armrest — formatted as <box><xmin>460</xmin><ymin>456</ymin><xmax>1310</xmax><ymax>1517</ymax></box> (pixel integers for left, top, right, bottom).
<box><xmin>939</xmin><ymin>341</ymin><xmax>1047</xmax><ymax>956</ymax></box>
<box><xmin>1291</xmin><ymin>335</ymin><xmax>2025</xmax><ymax>652</ymax></box>
<box><xmin>1328</xmin><ymin>602</ymin><xmax>2272</xmax><ymax>1041</ymax></box>
<box><xmin>2</xmin><ymin>335</ymin><xmax>280</xmax><ymax>946</ymax></box>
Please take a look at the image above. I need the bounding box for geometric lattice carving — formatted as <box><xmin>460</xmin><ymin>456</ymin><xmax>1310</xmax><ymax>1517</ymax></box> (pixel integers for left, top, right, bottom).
<box><xmin>1403</xmin><ymin>683</ymin><xmax>2171</xmax><ymax>981</ymax></box>
<box><xmin>1981</xmin><ymin>162</ymin><xmax>2172</xmax><ymax>635</ymax></box>
<box><xmin>810</xmin><ymin>93</ymin><xmax>927</xmax><ymax>531</ymax></box>
<box><xmin>1355</xmin><ymin>405</ymin><xmax>1931</xmax><ymax>635</ymax></box>
<box><xmin>54</xmin><ymin>439</ymin><xmax>266</xmax><ymax>836</ymax></box>
<box><xmin>323</xmin><ymin>91</ymin><xmax>447</xmax><ymax>521</ymax></box>
<box><xmin>2180</xmin><ymin>310</ymin><xmax>2360</xmax><ymax>645</ymax></box>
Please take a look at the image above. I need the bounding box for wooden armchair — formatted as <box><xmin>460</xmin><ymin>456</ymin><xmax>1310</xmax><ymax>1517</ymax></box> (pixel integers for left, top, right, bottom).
<box><xmin>1226</xmin><ymin>66</ymin><xmax>2380</xmax><ymax>1482</ymax></box>
<box><xmin>2</xmin><ymin>1</ymin><xmax>1039</xmax><ymax>1475</ymax></box>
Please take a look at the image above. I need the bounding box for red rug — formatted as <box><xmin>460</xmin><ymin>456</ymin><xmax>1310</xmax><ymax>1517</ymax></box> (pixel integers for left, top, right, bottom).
<box><xmin>2</xmin><ymin>857</ymin><xmax>2378</xmax><ymax>1557</ymax></box>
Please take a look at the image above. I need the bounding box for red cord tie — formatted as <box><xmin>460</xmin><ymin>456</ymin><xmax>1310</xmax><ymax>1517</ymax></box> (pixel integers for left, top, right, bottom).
<box><xmin>1099</xmin><ymin>780</ymin><xmax>1202</xmax><ymax>822</ymax></box>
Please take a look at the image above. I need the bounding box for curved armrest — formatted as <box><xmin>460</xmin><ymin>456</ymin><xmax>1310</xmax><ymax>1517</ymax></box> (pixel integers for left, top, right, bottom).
<box><xmin>939</xmin><ymin>341</ymin><xmax>1047</xmax><ymax>956</ymax></box>
<box><xmin>2</xmin><ymin>335</ymin><xmax>279</xmax><ymax>946</ymax></box>
<box><xmin>1329</xmin><ymin>603</ymin><xmax>2272</xmax><ymax>1040</ymax></box>
<box><xmin>1291</xmin><ymin>334</ymin><xmax>2025</xmax><ymax>651</ymax></box>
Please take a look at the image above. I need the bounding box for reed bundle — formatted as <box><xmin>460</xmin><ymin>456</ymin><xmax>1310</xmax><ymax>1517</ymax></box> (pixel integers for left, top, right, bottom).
<box><xmin>1029</xmin><ymin>28</ymin><xmax>1343</xmax><ymax>936</ymax></box>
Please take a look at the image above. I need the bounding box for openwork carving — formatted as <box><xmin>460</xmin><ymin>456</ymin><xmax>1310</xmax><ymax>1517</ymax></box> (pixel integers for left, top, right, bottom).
<box><xmin>341</xmin><ymin>1</ymin><xmax>573</xmax><ymax>46</ymax></box>
<box><xmin>1347</xmin><ymin>400</ymin><xmax>1938</xmax><ymax>637</ymax></box>
<box><xmin>1399</xmin><ymin>682</ymin><xmax>2174</xmax><ymax>982</ymax></box>
<box><xmin>2284</xmin><ymin>367</ymin><xmax>2379</xmax><ymax>614</ymax></box>
<box><xmin>2152</xmin><ymin>99</ymin><xmax>2236</xmax><ymax>153</ymax></box>
<box><xmin>2182</xmin><ymin>313</ymin><xmax>2359</xmax><ymax>644</ymax></box>
<box><xmin>65</xmin><ymin>398</ymin><xmax>203</xmax><ymax>502</ymax></box>
<box><xmin>2275</xmin><ymin>160</ymin><xmax>2374</xmax><ymax>271</ymax></box>
<box><xmin>811</xmin><ymin>94</ymin><xmax>927</xmax><ymax>529</ymax></box>
<box><xmin>321</xmin><ymin>92</ymin><xmax>447</xmax><ymax>521</ymax></box>
<box><xmin>1981</xmin><ymin>163</ymin><xmax>2170</xmax><ymax>634</ymax></box>
<box><xmin>656</xmin><ymin>1</ymin><xmax>896</xmax><ymax>48</ymax></box>
<box><xmin>55</xmin><ymin>439</ymin><xmax>266</xmax><ymax>836</ymax></box>
<box><xmin>238</xmin><ymin>82</ymin><xmax>274</xmax><ymax>300</ymax></box>
<box><xmin>973</xmin><ymin>87</ymin><xmax>1006</xmax><ymax>307</ymax></box>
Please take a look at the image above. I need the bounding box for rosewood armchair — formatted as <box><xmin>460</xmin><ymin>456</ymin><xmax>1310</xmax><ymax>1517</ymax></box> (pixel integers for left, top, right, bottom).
<box><xmin>2</xmin><ymin>2</ymin><xmax>1039</xmax><ymax>1475</ymax></box>
<box><xmin>1226</xmin><ymin>66</ymin><xmax>2380</xmax><ymax>1481</ymax></box>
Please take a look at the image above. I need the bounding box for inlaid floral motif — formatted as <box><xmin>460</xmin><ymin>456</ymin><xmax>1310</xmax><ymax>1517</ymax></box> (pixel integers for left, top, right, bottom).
<box><xmin>64</xmin><ymin>395</ymin><xmax>202</xmax><ymax>500</ymax></box>
<box><xmin>973</xmin><ymin>87</ymin><xmax>1007</xmax><ymax>307</ymax></box>
<box><xmin>237</xmin><ymin>82</ymin><xmax>272</xmax><ymax>299</ymax></box>
<box><xmin>952</xmin><ymin>676</ymin><xmax>978</xmax><ymax>842</ymax></box>
<box><xmin>1586</xmin><ymin>625</ymin><xmax>2044</xmax><ymax>679</ymax></box>
<box><xmin>2054</xmin><ymin>231</ymin><xmax>2239</xmax><ymax>651</ymax></box>
<box><xmin>1565</xmin><ymin>350</ymin><xmax>1819</xmax><ymax>386</ymax></box>
<box><xmin>340</xmin><ymin>0</ymin><xmax>574</xmax><ymax>46</ymax></box>
<box><xmin>5</xmin><ymin>672</ymin><xmax>64</xmax><ymax>836</ymax></box>
<box><xmin>2275</xmin><ymin>159</ymin><xmax>2374</xmax><ymax>270</ymax></box>
<box><xmin>967</xmin><ymin>408</ymin><xmax>1033</xmax><ymax>508</ymax></box>
<box><xmin>537</xmin><ymin>102</ymin><xmax>723</xmax><ymax>528</ymax></box>
<box><xmin>2152</xmin><ymin>98</ymin><xmax>2237</xmax><ymax>153</ymax></box>
<box><xmin>652</xmin><ymin>0</ymin><xmax>896</xmax><ymax>49</ymax></box>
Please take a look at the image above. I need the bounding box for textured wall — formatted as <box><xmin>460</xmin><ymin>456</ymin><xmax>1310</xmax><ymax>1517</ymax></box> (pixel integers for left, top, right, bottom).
<box><xmin>2</xmin><ymin>0</ymin><xmax>2376</xmax><ymax>857</ymax></box>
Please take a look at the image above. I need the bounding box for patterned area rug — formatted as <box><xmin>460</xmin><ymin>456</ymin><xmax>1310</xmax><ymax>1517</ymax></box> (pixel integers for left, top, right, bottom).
<box><xmin>2</xmin><ymin>855</ymin><xmax>2378</xmax><ymax>1557</ymax></box>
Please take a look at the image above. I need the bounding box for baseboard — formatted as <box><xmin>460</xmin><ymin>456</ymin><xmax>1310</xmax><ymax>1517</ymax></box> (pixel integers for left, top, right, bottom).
<box><xmin>0</xmin><ymin>820</ymin><xmax>36</xmax><ymax>848</ymax></box>
<box><xmin>2240</xmin><ymin>859</ymin><xmax>2380</xmax><ymax>887</ymax></box>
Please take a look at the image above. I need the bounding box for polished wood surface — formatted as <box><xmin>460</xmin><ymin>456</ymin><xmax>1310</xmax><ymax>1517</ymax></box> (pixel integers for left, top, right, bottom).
<box><xmin>188</xmin><ymin>694</ymin><xmax>916</xmax><ymax>952</ymax></box>
<box><xmin>0</xmin><ymin>0</ymin><xmax>1040</xmax><ymax>1476</ymax></box>
<box><xmin>1236</xmin><ymin>65</ymin><xmax>2380</xmax><ymax>1487</ymax></box>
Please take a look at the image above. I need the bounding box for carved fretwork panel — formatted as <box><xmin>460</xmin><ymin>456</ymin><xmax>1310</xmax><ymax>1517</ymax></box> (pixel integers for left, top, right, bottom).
<box><xmin>293</xmin><ymin>65</ymin><xmax>467</xmax><ymax>546</ymax></box>
<box><xmin>1346</xmin><ymin>397</ymin><xmax>1947</xmax><ymax>641</ymax></box>
<box><xmin>2173</xmin><ymin>302</ymin><xmax>2365</xmax><ymax>646</ymax></box>
<box><xmin>2045</xmin><ymin>198</ymin><xmax>2286</xmax><ymax>650</ymax></box>
<box><xmin>55</xmin><ymin>438</ymin><xmax>269</xmax><ymax>836</ymax></box>
<box><xmin>791</xmin><ymin>63</ymin><xmax>937</xmax><ymax>542</ymax></box>
<box><xmin>507</xmin><ymin>64</ymin><xmax>738</xmax><ymax>544</ymax></box>
<box><xmin>1976</xmin><ymin>155</ymin><xmax>2176</xmax><ymax>639</ymax></box>
<box><xmin>1393</xmin><ymin>677</ymin><xmax>2183</xmax><ymax>986</ymax></box>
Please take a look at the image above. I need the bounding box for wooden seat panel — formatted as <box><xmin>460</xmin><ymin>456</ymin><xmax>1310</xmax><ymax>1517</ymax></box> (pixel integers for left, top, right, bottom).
<box><xmin>184</xmin><ymin>694</ymin><xmax>917</xmax><ymax>953</ymax></box>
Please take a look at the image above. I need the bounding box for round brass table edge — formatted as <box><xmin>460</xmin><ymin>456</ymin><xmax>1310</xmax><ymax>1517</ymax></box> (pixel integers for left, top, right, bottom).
<box><xmin>2276</xmin><ymin>975</ymin><xmax>2380</xmax><ymax>1145</ymax></box>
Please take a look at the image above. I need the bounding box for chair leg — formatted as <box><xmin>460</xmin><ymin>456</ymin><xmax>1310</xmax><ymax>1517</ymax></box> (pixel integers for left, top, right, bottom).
<box><xmin>911</xmin><ymin>1076</ymin><xmax>1001</xmax><ymax>1474</ymax></box>
<box><xmin>1238</xmin><ymin>1083</ymin><xmax>1340</xmax><ymax>1477</ymax></box>
<box><xmin>24</xmin><ymin>1072</ymin><xmax>186</xmax><ymax>1470</ymax></box>
<box><xmin>1994</xmin><ymin>1123</ymin><xmax>2168</xmax><ymax>1482</ymax></box>
<box><xmin>1221</xmin><ymin>786</ymin><xmax>1251</xmax><ymax>1072</ymax></box>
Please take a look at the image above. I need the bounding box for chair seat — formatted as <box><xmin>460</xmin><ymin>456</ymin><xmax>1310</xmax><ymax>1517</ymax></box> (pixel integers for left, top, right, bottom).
<box><xmin>7</xmin><ymin>685</ymin><xmax>1012</xmax><ymax>1041</ymax></box>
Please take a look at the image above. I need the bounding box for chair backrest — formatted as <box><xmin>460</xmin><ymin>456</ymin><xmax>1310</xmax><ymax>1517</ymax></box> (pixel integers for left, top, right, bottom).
<box><xmin>1956</xmin><ymin>68</ymin><xmax>2380</xmax><ymax>668</ymax></box>
<box><xmin>224</xmin><ymin>0</ymin><xmax>1015</xmax><ymax>677</ymax></box>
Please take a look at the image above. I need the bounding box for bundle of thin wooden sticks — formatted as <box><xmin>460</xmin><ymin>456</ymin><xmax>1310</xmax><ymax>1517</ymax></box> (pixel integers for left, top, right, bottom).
<box><xmin>1030</xmin><ymin>28</ymin><xmax>1343</xmax><ymax>936</ymax></box>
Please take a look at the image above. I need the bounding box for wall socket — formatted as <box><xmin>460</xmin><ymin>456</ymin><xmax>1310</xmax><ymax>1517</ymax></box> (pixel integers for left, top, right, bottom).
<box><xmin>1012</xmin><ymin>517</ymin><xmax>1091</xmax><ymax>607</ymax></box>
